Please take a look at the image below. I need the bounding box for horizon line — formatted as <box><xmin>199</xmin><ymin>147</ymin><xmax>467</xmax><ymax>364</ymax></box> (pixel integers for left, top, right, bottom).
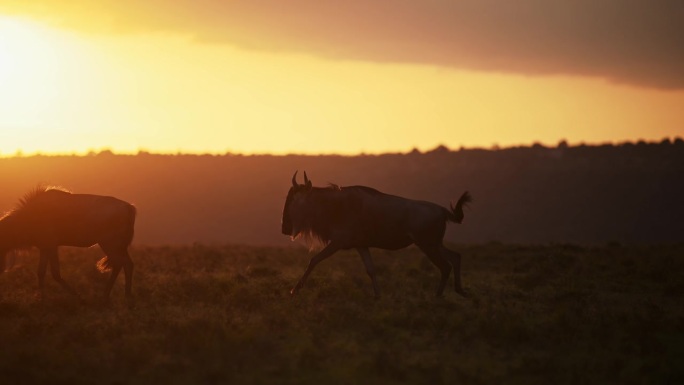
<box><xmin>1</xmin><ymin>137</ymin><xmax>682</xmax><ymax>159</ymax></box>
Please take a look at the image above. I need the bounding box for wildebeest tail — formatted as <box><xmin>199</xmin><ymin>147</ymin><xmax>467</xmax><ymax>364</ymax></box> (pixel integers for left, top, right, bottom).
<box><xmin>96</xmin><ymin>256</ymin><xmax>112</xmax><ymax>273</ymax></box>
<box><xmin>448</xmin><ymin>191</ymin><xmax>472</xmax><ymax>224</ymax></box>
<box><xmin>96</xmin><ymin>203</ymin><xmax>136</xmax><ymax>273</ymax></box>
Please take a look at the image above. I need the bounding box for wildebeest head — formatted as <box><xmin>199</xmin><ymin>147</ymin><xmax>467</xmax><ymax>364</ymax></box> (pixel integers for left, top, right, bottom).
<box><xmin>281</xmin><ymin>171</ymin><xmax>313</xmax><ymax>237</ymax></box>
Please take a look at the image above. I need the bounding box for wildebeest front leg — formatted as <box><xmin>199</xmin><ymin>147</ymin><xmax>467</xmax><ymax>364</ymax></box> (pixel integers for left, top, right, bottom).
<box><xmin>43</xmin><ymin>248</ymin><xmax>80</xmax><ymax>299</ymax></box>
<box><xmin>291</xmin><ymin>243</ymin><xmax>339</xmax><ymax>295</ymax></box>
<box><xmin>356</xmin><ymin>247</ymin><xmax>380</xmax><ymax>298</ymax></box>
<box><xmin>36</xmin><ymin>253</ymin><xmax>48</xmax><ymax>300</ymax></box>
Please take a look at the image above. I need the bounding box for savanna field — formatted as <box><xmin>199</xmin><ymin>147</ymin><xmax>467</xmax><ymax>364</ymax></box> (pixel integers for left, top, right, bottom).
<box><xmin>3</xmin><ymin>3</ymin><xmax>684</xmax><ymax>385</ymax></box>
<box><xmin>0</xmin><ymin>243</ymin><xmax>682</xmax><ymax>384</ymax></box>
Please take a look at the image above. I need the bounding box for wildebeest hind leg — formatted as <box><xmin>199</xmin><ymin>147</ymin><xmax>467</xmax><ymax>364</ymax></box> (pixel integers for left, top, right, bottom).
<box><xmin>36</xmin><ymin>253</ymin><xmax>48</xmax><ymax>300</ymax></box>
<box><xmin>122</xmin><ymin>252</ymin><xmax>134</xmax><ymax>299</ymax></box>
<box><xmin>103</xmin><ymin>263</ymin><xmax>123</xmax><ymax>301</ymax></box>
<box><xmin>100</xmin><ymin>244</ymin><xmax>130</xmax><ymax>300</ymax></box>
<box><xmin>418</xmin><ymin>245</ymin><xmax>451</xmax><ymax>297</ymax></box>
<box><xmin>37</xmin><ymin>247</ymin><xmax>79</xmax><ymax>300</ymax></box>
<box><xmin>356</xmin><ymin>247</ymin><xmax>380</xmax><ymax>298</ymax></box>
<box><xmin>291</xmin><ymin>243</ymin><xmax>339</xmax><ymax>295</ymax></box>
<box><xmin>441</xmin><ymin>247</ymin><xmax>466</xmax><ymax>296</ymax></box>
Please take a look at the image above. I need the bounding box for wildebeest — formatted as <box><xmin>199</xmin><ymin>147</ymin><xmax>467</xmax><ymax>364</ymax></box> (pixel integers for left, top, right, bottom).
<box><xmin>0</xmin><ymin>186</ymin><xmax>136</xmax><ymax>301</ymax></box>
<box><xmin>282</xmin><ymin>171</ymin><xmax>472</xmax><ymax>297</ymax></box>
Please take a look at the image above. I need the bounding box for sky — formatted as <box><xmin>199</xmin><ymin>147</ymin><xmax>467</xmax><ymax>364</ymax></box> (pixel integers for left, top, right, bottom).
<box><xmin>0</xmin><ymin>0</ymin><xmax>683</xmax><ymax>155</ymax></box>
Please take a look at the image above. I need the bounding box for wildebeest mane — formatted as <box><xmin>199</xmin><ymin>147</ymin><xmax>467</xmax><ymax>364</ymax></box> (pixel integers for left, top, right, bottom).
<box><xmin>16</xmin><ymin>185</ymin><xmax>70</xmax><ymax>211</ymax></box>
<box><xmin>346</xmin><ymin>185</ymin><xmax>382</xmax><ymax>195</ymax></box>
<box><xmin>0</xmin><ymin>186</ymin><xmax>71</xmax><ymax>269</ymax></box>
<box><xmin>1</xmin><ymin>185</ymin><xmax>70</xmax><ymax>220</ymax></box>
<box><xmin>294</xmin><ymin>184</ymin><xmax>396</xmax><ymax>249</ymax></box>
<box><xmin>323</xmin><ymin>184</ymin><xmax>381</xmax><ymax>195</ymax></box>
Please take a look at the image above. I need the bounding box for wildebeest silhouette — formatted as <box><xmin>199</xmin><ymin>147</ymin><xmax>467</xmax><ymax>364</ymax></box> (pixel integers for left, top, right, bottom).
<box><xmin>0</xmin><ymin>186</ymin><xmax>136</xmax><ymax>301</ymax></box>
<box><xmin>282</xmin><ymin>171</ymin><xmax>471</xmax><ymax>297</ymax></box>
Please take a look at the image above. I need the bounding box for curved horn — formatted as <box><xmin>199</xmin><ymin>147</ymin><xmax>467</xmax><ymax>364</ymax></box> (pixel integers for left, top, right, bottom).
<box><xmin>303</xmin><ymin>171</ymin><xmax>312</xmax><ymax>188</ymax></box>
<box><xmin>292</xmin><ymin>171</ymin><xmax>299</xmax><ymax>187</ymax></box>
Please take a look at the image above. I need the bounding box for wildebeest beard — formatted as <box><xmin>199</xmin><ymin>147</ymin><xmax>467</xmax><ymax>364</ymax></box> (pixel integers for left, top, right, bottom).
<box><xmin>289</xmin><ymin>184</ymin><xmax>352</xmax><ymax>250</ymax></box>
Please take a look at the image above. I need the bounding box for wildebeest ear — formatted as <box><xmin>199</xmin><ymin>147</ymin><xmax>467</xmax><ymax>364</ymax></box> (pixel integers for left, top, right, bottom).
<box><xmin>292</xmin><ymin>171</ymin><xmax>299</xmax><ymax>187</ymax></box>
<box><xmin>303</xmin><ymin>171</ymin><xmax>312</xmax><ymax>189</ymax></box>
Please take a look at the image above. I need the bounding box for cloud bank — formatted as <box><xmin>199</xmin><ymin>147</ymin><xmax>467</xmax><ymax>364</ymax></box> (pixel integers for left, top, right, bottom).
<box><xmin>4</xmin><ymin>0</ymin><xmax>684</xmax><ymax>89</ymax></box>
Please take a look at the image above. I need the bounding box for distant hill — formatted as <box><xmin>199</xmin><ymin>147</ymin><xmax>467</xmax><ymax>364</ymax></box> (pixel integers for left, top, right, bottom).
<box><xmin>1</xmin><ymin>140</ymin><xmax>683</xmax><ymax>245</ymax></box>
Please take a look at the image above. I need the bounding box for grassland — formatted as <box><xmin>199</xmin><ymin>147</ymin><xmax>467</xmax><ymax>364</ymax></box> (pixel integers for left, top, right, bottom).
<box><xmin>0</xmin><ymin>243</ymin><xmax>682</xmax><ymax>384</ymax></box>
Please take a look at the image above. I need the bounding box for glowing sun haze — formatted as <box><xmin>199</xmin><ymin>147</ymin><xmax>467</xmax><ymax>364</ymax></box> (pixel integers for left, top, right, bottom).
<box><xmin>1</xmin><ymin>1</ymin><xmax>683</xmax><ymax>156</ymax></box>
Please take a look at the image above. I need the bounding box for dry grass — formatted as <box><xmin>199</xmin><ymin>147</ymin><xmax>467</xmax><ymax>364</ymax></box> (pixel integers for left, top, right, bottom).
<box><xmin>1</xmin><ymin>243</ymin><xmax>682</xmax><ymax>384</ymax></box>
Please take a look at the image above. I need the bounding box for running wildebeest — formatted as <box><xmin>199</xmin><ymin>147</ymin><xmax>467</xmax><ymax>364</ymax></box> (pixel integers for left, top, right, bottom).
<box><xmin>282</xmin><ymin>171</ymin><xmax>472</xmax><ymax>297</ymax></box>
<box><xmin>0</xmin><ymin>186</ymin><xmax>136</xmax><ymax>301</ymax></box>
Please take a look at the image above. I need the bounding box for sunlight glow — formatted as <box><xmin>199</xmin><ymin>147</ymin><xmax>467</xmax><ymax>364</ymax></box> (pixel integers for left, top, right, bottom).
<box><xmin>0</xmin><ymin>14</ymin><xmax>683</xmax><ymax>156</ymax></box>
<box><xmin>0</xmin><ymin>16</ymin><xmax>110</xmax><ymax>154</ymax></box>
<box><xmin>0</xmin><ymin>17</ymin><xmax>70</xmax><ymax>109</ymax></box>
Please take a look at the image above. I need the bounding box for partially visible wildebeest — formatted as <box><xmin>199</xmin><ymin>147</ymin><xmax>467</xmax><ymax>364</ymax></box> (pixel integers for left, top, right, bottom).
<box><xmin>282</xmin><ymin>171</ymin><xmax>472</xmax><ymax>297</ymax></box>
<box><xmin>0</xmin><ymin>186</ymin><xmax>136</xmax><ymax>301</ymax></box>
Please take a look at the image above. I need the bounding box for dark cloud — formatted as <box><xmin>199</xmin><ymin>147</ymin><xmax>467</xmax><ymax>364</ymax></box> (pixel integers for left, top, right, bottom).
<box><xmin>8</xmin><ymin>0</ymin><xmax>684</xmax><ymax>89</ymax></box>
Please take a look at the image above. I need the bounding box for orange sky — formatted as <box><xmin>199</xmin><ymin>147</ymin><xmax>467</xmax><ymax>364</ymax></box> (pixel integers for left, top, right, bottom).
<box><xmin>1</xmin><ymin>1</ymin><xmax>683</xmax><ymax>155</ymax></box>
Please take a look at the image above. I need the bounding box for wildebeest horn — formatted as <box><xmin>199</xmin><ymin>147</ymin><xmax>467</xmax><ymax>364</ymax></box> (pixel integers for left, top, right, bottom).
<box><xmin>292</xmin><ymin>171</ymin><xmax>299</xmax><ymax>187</ymax></box>
<box><xmin>304</xmin><ymin>171</ymin><xmax>312</xmax><ymax>188</ymax></box>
